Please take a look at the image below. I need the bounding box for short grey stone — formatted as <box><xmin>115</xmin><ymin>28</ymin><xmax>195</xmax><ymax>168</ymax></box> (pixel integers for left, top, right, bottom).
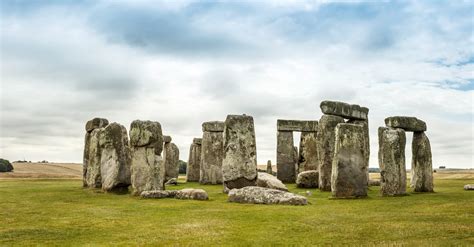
<box><xmin>378</xmin><ymin>127</ymin><xmax>407</xmax><ymax>196</ymax></box>
<box><xmin>175</xmin><ymin>188</ymin><xmax>209</xmax><ymax>200</ymax></box>
<box><xmin>331</xmin><ymin>123</ymin><xmax>368</xmax><ymax>198</ymax></box>
<box><xmin>464</xmin><ymin>184</ymin><xmax>474</xmax><ymax>190</ymax></box>
<box><xmin>385</xmin><ymin>116</ymin><xmax>427</xmax><ymax>132</ymax></box>
<box><xmin>256</xmin><ymin>172</ymin><xmax>288</xmax><ymax>191</ymax></box>
<box><xmin>186</xmin><ymin>140</ymin><xmax>201</xmax><ymax>182</ymax></box>
<box><xmin>164</xmin><ymin>142</ymin><xmax>180</xmax><ymax>182</ymax></box>
<box><xmin>228</xmin><ymin>186</ymin><xmax>307</xmax><ymax>205</ymax></box>
<box><xmin>296</xmin><ymin>170</ymin><xmax>319</xmax><ymax>188</ymax></box>
<box><xmin>320</xmin><ymin>100</ymin><xmax>368</xmax><ymax>120</ymax></box>
<box><xmin>266</xmin><ymin>160</ymin><xmax>272</xmax><ymax>174</ymax></box>
<box><xmin>165</xmin><ymin>178</ymin><xmax>178</xmax><ymax>185</ymax></box>
<box><xmin>369</xmin><ymin>179</ymin><xmax>381</xmax><ymax>186</ymax></box>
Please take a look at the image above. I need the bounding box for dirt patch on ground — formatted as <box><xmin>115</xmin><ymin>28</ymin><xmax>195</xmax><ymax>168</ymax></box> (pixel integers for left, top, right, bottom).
<box><xmin>0</xmin><ymin>162</ymin><xmax>82</xmax><ymax>179</ymax></box>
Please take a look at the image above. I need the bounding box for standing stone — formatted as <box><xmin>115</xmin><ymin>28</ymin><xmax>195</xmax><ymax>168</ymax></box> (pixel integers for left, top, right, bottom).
<box><xmin>276</xmin><ymin>131</ymin><xmax>296</xmax><ymax>183</ymax></box>
<box><xmin>378</xmin><ymin>127</ymin><xmax>406</xmax><ymax>196</ymax></box>
<box><xmin>200</xmin><ymin>121</ymin><xmax>224</xmax><ymax>185</ymax></box>
<box><xmin>266</xmin><ymin>160</ymin><xmax>272</xmax><ymax>174</ymax></box>
<box><xmin>99</xmin><ymin>123</ymin><xmax>131</xmax><ymax>192</ymax></box>
<box><xmin>317</xmin><ymin>114</ymin><xmax>345</xmax><ymax>191</ymax></box>
<box><xmin>331</xmin><ymin>123</ymin><xmax>368</xmax><ymax>198</ymax></box>
<box><xmin>83</xmin><ymin>117</ymin><xmax>109</xmax><ymax>188</ymax></box>
<box><xmin>164</xmin><ymin>142</ymin><xmax>180</xmax><ymax>182</ymax></box>
<box><xmin>222</xmin><ymin>114</ymin><xmax>258</xmax><ymax>191</ymax></box>
<box><xmin>348</xmin><ymin>119</ymin><xmax>370</xmax><ymax>184</ymax></box>
<box><xmin>293</xmin><ymin>146</ymin><xmax>299</xmax><ymax>178</ymax></box>
<box><xmin>411</xmin><ymin>132</ymin><xmax>434</xmax><ymax>192</ymax></box>
<box><xmin>298</xmin><ymin>131</ymin><xmax>319</xmax><ymax>173</ymax></box>
<box><xmin>186</xmin><ymin>138</ymin><xmax>202</xmax><ymax>182</ymax></box>
<box><xmin>129</xmin><ymin>120</ymin><xmax>165</xmax><ymax>195</ymax></box>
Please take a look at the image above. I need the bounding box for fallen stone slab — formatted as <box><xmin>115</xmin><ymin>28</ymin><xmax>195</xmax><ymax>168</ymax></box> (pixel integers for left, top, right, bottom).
<box><xmin>296</xmin><ymin>170</ymin><xmax>319</xmax><ymax>188</ymax></box>
<box><xmin>464</xmin><ymin>184</ymin><xmax>474</xmax><ymax>190</ymax></box>
<box><xmin>320</xmin><ymin>100</ymin><xmax>368</xmax><ymax>120</ymax></box>
<box><xmin>140</xmin><ymin>188</ymin><xmax>208</xmax><ymax>200</ymax></box>
<box><xmin>384</xmin><ymin>116</ymin><xmax>427</xmax><ymax>132</ymax></box>
<box><xmin>277</xmin><ymin>120</ymin><xmax>318</xmax><ymax>132</ymax></box>
<box><xmin>256</xmin><ymin>172</ymin><xmax>288</xmax><ymax>191</ymax></box>
<box><xmin>165</xmin><ymin>178</ymin><xmax>178</xmax><ymax>185</ymax></box>
<box><xmin>369</xmin><ymin>179</ymin><xmax>381</xmax><ymax>186</ymax></box>
<box><xmin>228</xmin><ymin>186</ymin><xmax>307</xmax><ymax>205</ymax></box>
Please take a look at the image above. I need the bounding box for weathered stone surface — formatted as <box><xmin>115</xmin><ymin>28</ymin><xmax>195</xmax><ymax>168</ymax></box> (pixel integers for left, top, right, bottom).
<box><xmin>411</xmin><ymin>132</ymin><xmax>434</xmax><ymax>192</ymax></box>
<box><xmin>464</xmin><ymin>184</ymin><xmax>474</xmax><ymax>190</ymax></box>
<box><xmin>165</xmin><ymin>178</ymin><xmax>178</xmax><ymax>185</ymax></box>
<box><xmin>277</xmin><ymin>120</ymin><xmax>318</xmax><ymax>132</ymax></box>
<box><xmin>298</xmin><ymin>132</ymin><xmax>319</xmax><ymax>173</ymax></box>
<box><xmin>385</xmin><ymin>116</ymin><xmax>427</xmax><ymax>132</ymax></box>
<box><xmin>266</xmin><ymin>160</ymin><xmax>272</xmax><ymax>174</ymax></box>
<box><xmin>129</xmin><ymin>120</ymin><xmax>163</xmax><ymax>154</ymax></box>
<box><xmin>256</xmin><ymin>172</ymin><xmax>288</xmax><ymax>191</ymax></box>
<box><xmin>163</xmin><ymin>135</ymin><xmax>172</xmax><ymax>143</ymax></box>
<box><xmin>331</xmin><ymin>123</ymin><xmax>368</xmax><ymax>198</ymax></box>
<box><xmin>130</xmin><ymin>147</ymin><xmax>165</xmax><ymax>195</ymax></box>
<box><xmin>320</xmin><ymin>100</ymin><xmax>368</xmax><ymax>120</ymax></box>
<box><xmin>186</xmin><ymin>139</ymin><xmax>202</xmax><ymax>182</ymax></box>
<box><xmin>202</xmin><ymin>121</ymin><xmax>225</xmax><ymax>132</ymax></box>
<box><xmin>222</xmin><ymin>115</ymin><xmax>258</xmax><ymax>190</ymax></box>
<box><xmin>200</xmin><ymin>131</ymin><xmax>224</xmax><ymax>184</ymax></box>
<box><xmin>296</xmin><ymin>170</ymin><xmax>319</xmax><ymax>188</ymax></box>
<box><xmin>164</xmin><ymin>142</ymin><xmax>180</xmax><ymax>182</ymax></box>
<box><xmin>99</xmin><ymin>123</ymin><xmax>131</xmax><ymax>192</ymax></box>
<box><xmin>277</xmin><ymin>131</ymin><xmax>296</xmax><ymax>183</ymax></box>
<box><xmin>317</xmin><ymin>114</ymin><xmax>345</xmax><ymax>191</ymax></box>
<box><xmin>347</xmin><ymin>119</ymin><xmax>370</xmax><ymax>183</ymax></box>
<box><xmin>369</xmin><ymin>179</ymin><xmax>381</xmax><ymax>186</ymax></box>
<box><xmin>378</xmin><ymin>127</ymin><xmax>407</xmax><ymax>196</ymax></box>
<box><xmin>84</xmin><ymin>128</ymin><xmax>105</xmax><ymax>188</ymax></box>
<box><xmin>228</xmin><ymin>186</ymin><xmax>307</xmax><ymax>205</ymax></box>
<box><xmin>175</xmin><ymin>188</ymin><xmax>208</xmax><ymax>200</ymax></box>
<box><xmin>85</xmin><ymin>117</ymin><xmax>109</xmax><ymax>132</ymax></box>
<box><xmin>141</xmin><ymin>189</ymin><xmax>208</xmax><ymax>200</ymax></box>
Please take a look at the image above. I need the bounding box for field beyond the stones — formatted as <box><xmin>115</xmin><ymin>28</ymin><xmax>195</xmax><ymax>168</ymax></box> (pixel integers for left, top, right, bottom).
<box><xmin>1</xmin><ymin>166</ymin><xmax>473</xmax><ymax>246</ymax></box>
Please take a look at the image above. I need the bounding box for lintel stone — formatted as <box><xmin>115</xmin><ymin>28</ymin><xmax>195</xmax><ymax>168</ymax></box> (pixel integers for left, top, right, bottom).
<box><xmin>277</xmin><ymin>120</ymin><xmax>318</xmax><ymax>132</ymax></box>
<box><xmin>385</xmin><ymin>116</ymin><xmax>427</xmax><ymax>132</ymax></box>
<box><xmin>320</xmin><ymin>100</ymin><xmax>368</xmax><ymax>120</ymax></box>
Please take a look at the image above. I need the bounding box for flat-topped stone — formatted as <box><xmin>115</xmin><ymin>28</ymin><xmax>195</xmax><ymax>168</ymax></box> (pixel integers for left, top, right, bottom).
<box><xmin>202</xmin><ymin>121</ymin><xmax>225</xmax><ymax>132</ymax></box>
<box><xmin>228</xmin><ymin>186</ymin><xmax>307</xmax><ymax>205</ymax></box>
<box><xmin>277</xmin><ymin>120</ymin><xmax>318</xmax><ymax>132</ymax></box>
<box><xmin>385</xmin><ymin>116</ymin><xmax>427</xmax><ymax>132</ymax></box>
<box><xmin>320</xmin><ymin>100</ymin><xmax>368</xmax><ymax>120</ymax></box>
<box><xmin>256</xmin><ymin>172</ymin><xmax>288</xmax><ymax>191</ymax></box>
<box><xmin>85</xmin><ymin>118</ymin><xmax>109</xmax><ymax>132</ymax></box>
<box><xmin>163</xmin><ymin>135</ymin><xmax>172</xmax><ymax>143</ymax></box>
<box><xmin>193</xmin><ymin>138</ymin><xmax>202</xmax><ymax>145</ymax></box>
<box><xmin>464</xmin><ymin>184</ymin><xmax>474</xmax><ymax>190</ymax></box>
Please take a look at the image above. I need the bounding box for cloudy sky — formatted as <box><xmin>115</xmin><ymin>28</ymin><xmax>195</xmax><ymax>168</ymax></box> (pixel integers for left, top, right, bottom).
<box><xmin>1</xmin><ymin>0</ymin><xmax>473</xmax><ymax>168</ymax></box>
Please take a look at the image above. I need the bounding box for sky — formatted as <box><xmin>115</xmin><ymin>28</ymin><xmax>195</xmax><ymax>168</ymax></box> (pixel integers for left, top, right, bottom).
<box><xmin>0</xmin><ymin>0</ymin><xmax>473</xmax><ymax>168</ymax></box>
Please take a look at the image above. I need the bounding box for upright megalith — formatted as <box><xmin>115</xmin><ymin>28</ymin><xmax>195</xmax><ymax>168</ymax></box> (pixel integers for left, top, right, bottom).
<box><xmin>100</xmin><ymin>123</ymin><xmax>131</xmax><ymax>192</ymax></box>
<box><xmin>320</xmin><ymin>100</ymin><xmax>368</xmax><ymax>120</ymax></box>
<box><xmin>129</xmin><ymin>120</ymin><xmax>165</xmax><ymax>195</ymax></box>
<box><xmin>222</xmin><ymin>114</ymin><xmax>258</xmax><ymax>191</ymax></box>
<box><xmin>266</xmin><ymin>160</ymin><xmax>273</xmax><ymax>174</ymax></box>
<box><xmin>411</xmin><ymin>132</ymin><xmax>433</xmax><ymax>192</ymax></box>
<box><xmin>186</xmin><ymin>138</ymin><xmax>202</xmax><ymax>182</ymax></box>
<box><xmin>317</xmin><ymin>114</ymin><xmax>344</xmax><ymax>191</ymax></box>
<box><xmin>331</xmin><ymin>123</ymin><xmax>368</xmax><ymax>198</ymax></box>
<box><xmin>83</xmin><ymin>117</ymin><xmax>109</xmax><ymax>188</ymax></box>
<box><xmin>200</xmin><ymin>121</ymin><xmax>225</xmax><ymax>184</ymax></box>
<box><xmin>276</xmin><ymin>130</ymin><xmax>296</xmax><ymax>183</ymax></box>
<box><xmin>299</xmin><ymin>131</ymin><xmax>319</xmax><ymax>172</ymax></box>
<box><xmin>276</xmin><ymin>119</ymin><xmax>318</xmax><ymax>183</ymax></box>
<box><xmin>378</xmin><ymin>127</ymin><xmax>406</xmax><ymax>196</ymax></box>
<box><xmin>163</xmin><ymin>136</ymin><xmax>180</xmax><ymax>182</ymax></box>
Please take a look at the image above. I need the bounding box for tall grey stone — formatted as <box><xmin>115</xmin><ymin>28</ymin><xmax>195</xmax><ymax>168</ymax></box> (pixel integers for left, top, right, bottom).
<box><xmin>276</xmin><ymin>131</ymin><xmax>296</xmax><ymax>183</ymax></box>
<box><xmin>411</xmin><ymin>132</ymin><xmax>434</xmax><ymax>192</ymax></box>
<box><xmin>331</xmin><ymin>123</ymin><xmax>368</xmax><ymax>198</ymax></box>
<box><xmin>317</xmin><ymin>114</ymin><xmax>345</xmax><ymax>191</ymax></box>
<box><xmin>378</xmin><ymin>127</ymin><xmax>406</xmax><ymax>196</ymax></box>
<box><xmin>266</xmin><ymin>160</ymin><xmax>272</xmax><ymax>174</ymax></box>
<box><xmin>200</xmin><ymin>121</ymin><xmax>224</xmax><ymax>184</ymax></box>
<box><xmin>385</xmin><ymin>116</ymin><xmax>427</xmax><ymax>132</ymax></box>
<box><xmin>164</xmin><ymin>142</ymin><xmax>180</xmax><ymax>182</ymax></box>
<box><xmin>298</xmin><ymin>131</ymin><xmax>319</xmax><ymax>173</ymax></box>
<box><xmin>186</xmin><ymin>138</ymin><xmax>202</xmax><ymax>182</ymax></box>
<box><xmin>222</xmin><ymin>114</ymin><xmax>258</xmax><ymax>191</ymax></box>
<box><xmin>129</xmin><ymin>120</ymin><xmax>165</xmax><ymax>195</ymax></box>
<box><xmin>348</xmin><ymin>119</ymin><xmax>370</xmax><ymax>184</ymax></box>
<box><xmin>320</xmin><ymin>100</ymin><xmax>368</xmax><ymax>120</ymax></box>
<box><xmin>83</xmin><ymin>117</ymin><xmax>109</xmax><ymax>187</ymax></box>
<box><xmin>293</xmin><ymin>146</ymin><xmax>298</xmax><ymax>177</ymax></box>
<box><xmin>99</xmin><ymin>123</ymin><xmax>131</xmax><ymax>192</ymax></box>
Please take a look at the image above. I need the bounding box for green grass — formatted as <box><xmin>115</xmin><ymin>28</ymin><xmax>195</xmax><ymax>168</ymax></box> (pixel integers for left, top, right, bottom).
<box><xmin>1</xmin><ymin>179</ymin><xmax>473</xmax><ymax>246</ymax></box>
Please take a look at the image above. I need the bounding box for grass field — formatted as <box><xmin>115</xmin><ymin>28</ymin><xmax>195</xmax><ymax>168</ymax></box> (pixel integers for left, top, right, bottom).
<box><xmin>1</xmin><ymin>177</ymin><xmax>473</xmax><ymax>245</ymax></box>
